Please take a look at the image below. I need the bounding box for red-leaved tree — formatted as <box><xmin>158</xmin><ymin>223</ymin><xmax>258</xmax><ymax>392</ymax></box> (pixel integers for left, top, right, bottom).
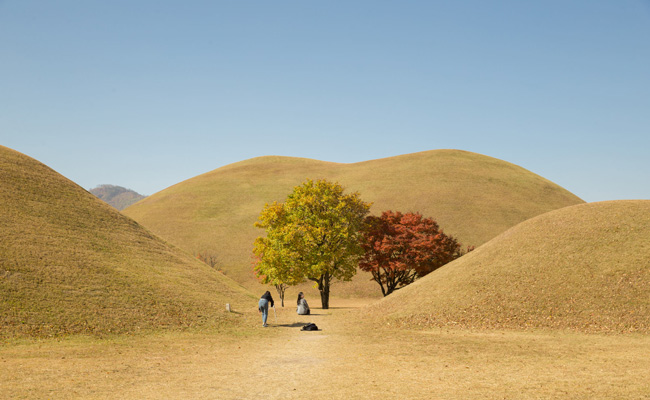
<box><xmin>359</xmin><ymin>210</ymin><xmax>471</xmax><ymax>296</ymax></box>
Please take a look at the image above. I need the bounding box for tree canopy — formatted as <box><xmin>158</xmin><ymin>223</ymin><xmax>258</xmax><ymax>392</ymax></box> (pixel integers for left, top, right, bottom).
<box><xmin>253</xmin><ymin>179</ymin><xmax>371</xmax><ymax>309</ymax></box>
<box><xmin>359</xmin><ymin>210</ymin><xmax>469</xmax><ymax>296</ymax></box>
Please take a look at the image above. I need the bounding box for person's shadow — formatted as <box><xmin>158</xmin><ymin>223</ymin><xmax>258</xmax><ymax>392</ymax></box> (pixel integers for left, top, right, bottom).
<box><xmin>274</xmin><ymin>322</ymin><xmax>321</xmax><ymax>331</ymax></box>
<box><xmin>276</xmin><ymin>322</ymin><xmax>309</xmax><ymax>328</ymax></box>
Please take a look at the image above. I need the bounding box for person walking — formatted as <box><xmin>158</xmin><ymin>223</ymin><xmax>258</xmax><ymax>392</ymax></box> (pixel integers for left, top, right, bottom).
<box><xmin>297</xmin><ymin>292</ymin><xmax>310</xmax><ymax>315</ymax></box>
<box><xmin>258</xmin><ymin>291</ymin><xmax>275</xmax><ymax>327</ymax></box>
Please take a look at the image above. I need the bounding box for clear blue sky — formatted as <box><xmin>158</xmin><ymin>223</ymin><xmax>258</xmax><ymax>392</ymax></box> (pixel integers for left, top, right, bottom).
<box><xmin>2</xmin><ymin>1</ymin><xmax>649</xmax><ymax>201</ymax></box>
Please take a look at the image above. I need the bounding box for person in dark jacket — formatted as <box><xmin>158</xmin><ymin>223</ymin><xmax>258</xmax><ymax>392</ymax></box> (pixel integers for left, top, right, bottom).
<box><xmin>258</xmin><ymin>291</ymin><xmax>275</xmax><ymax>327</ymax></box>
<box><xmin>297</xmin><ymin>292</ymin><xmax>310</xmax><ymax>315</ymax></box>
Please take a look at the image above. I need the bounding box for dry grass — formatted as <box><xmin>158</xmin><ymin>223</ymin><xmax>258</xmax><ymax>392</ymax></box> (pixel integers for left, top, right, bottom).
<box><xmin>123</xmin><ymin>150</ymin><xmax>583</xmax><ymax>294</ymax></box>
<box><xmin>0</xmin><ymin>145</ymin><xmax>255</xmax><ymax>339</ymax></box>
<box><xmin>4</xmin><ymin>146</ymin><xmax>645</xmax><ymax>397</ymax></box>
<box><xmin>1</xmin><ymin>300</ymin><xmax>648</xmax><ymax>399</ymax></box>
<box><xmin>370</xmin><ymin>200</ymin><xmax>650</xmax><ymax>333</ymax></box>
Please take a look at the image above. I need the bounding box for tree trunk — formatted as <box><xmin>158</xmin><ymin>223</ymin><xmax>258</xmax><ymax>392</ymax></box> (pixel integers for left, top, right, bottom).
<box><xmin>316</xmin><ymin>271</ymin><xmax>331</xmax><ymax>309</ymax></box>
<box><xmin>372</xmin><ymin>270</ymin><xmax>387</xmax><ymax>297</ymax></box>
<box><xmin>275</xmin><ymin>284</ymin><xmax>286</xmax><ymax>307</ymax></box>
<box><xmin>319</xmin><ymin>283</ymin><xmax>330</xmax><ymax>309</ymax></box>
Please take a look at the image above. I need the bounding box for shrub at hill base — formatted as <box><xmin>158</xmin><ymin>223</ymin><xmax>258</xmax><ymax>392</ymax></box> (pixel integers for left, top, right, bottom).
<box><xmin>253</xmin><ymin>179</ymin><xmax>371</xmax><ymax>309</ymax></box>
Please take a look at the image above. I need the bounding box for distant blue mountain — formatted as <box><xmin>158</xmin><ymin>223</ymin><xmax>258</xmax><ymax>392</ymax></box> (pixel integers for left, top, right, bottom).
<box><xmin>89</xmin><ymin>184</ymin><xmax>146</xmax><ymax>210</ymax></box>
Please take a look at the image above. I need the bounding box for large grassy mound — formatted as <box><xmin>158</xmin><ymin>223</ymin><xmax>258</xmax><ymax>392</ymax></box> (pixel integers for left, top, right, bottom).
<box><xmin>370</xmin><ymin>200</ymin><xmax>650</xmax><ymax>333</ymax></box>
<box><xmin>0</xmin><ymin>146</ymin><xmax>254</xmax><ymax>339</ymax></box>
<box><xmin>123</xmin><ymin>150</ymin><xmax>583</xmax><ymax>295</ymax></box>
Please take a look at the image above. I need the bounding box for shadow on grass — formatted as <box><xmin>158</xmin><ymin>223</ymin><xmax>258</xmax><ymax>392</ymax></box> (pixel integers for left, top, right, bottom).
<box><xmin>271</xmin><ymin>322</ymin><xmax>322</xmax><ymax>331</ymax></box>
<box><xmin>274</xmin><ymin>322</ymin><xmax>310</xmax><ymax>328</ymax></box>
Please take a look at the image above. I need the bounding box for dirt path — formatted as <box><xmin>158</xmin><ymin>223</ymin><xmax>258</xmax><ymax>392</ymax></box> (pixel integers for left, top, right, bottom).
<box><xmin>2</xmin><ymin>298</ymin><xmax>650</xmax><ymax>399</ymax></box>
<box><xmin>214</xmin><ymin>299</ymin><xmax>371</xmax><ymax>399</ymax></box>
<box><xmin>0</xmin><ymin>299</ymin><xmax>371</xmax><ymax>399</ymax></box>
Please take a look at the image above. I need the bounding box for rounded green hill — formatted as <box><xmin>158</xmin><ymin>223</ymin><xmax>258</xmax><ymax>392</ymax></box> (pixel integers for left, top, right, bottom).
<box><xmin>123</xmin><ymin>150</ymin><xmax>584</xmax><ymax>293</ymax></box>
<box><xmin>0</xmin><ymin>146</ymin><xmax>253</xmax><ymax>338</ymax></box>
<box><xmin>371</xmin><ymin>200</ymin><xmax>650</xmax><ymax>333</ymax></box>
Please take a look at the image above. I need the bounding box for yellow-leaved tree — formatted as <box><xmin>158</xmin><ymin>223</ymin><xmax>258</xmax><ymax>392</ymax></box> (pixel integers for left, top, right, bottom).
<box><xmin>253</xmin><ymin>179</ymin><xmax>371</xmax><ymax>309</ymax></box>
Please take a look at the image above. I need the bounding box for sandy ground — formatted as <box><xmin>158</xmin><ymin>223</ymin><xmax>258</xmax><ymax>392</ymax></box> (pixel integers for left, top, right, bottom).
<box><xmin>2</xmin><ymin>299</ymin><xmax>649</xmax><ymax>399</ymax></box>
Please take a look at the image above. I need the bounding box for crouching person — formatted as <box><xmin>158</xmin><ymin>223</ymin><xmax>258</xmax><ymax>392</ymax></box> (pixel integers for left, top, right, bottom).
<box><xmin>297</xmin><ymin>292</ymin><xmax>310</xmax><ymax>315</ymax></box>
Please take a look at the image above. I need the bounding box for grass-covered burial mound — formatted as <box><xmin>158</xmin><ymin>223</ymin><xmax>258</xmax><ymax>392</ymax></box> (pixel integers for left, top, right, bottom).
<box><xmin>123</xmin><ymin>149</ymin><xmax>584</xmax><ymax>293</ymax></box>
<box><xmin>0</xmin><ymin>145</ymin><xmax>253</xmax><ymax>339</ymax></box>
<box><xmin>371</xmin><ymin>201</ymin><xmax>650</xmax><ymax>333</ymax></box>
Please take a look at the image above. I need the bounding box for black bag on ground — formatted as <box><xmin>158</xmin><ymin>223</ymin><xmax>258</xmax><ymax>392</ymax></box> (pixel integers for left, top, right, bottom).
<box><xmin>301</xmin><ymin>322</ymin><xmax>318</xmax><ymax>331</ymax></box>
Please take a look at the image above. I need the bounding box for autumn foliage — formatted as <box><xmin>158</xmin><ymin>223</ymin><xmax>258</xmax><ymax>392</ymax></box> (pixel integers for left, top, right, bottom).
<box><xmin>253</xmin><ymin>179</ymin><xmax>371</xmax><ymax>309</ymax></box>
<box><xmin>359</xmin><ymin>211</ymin><xmax>471</xmax><ymax>296</ymax></box>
